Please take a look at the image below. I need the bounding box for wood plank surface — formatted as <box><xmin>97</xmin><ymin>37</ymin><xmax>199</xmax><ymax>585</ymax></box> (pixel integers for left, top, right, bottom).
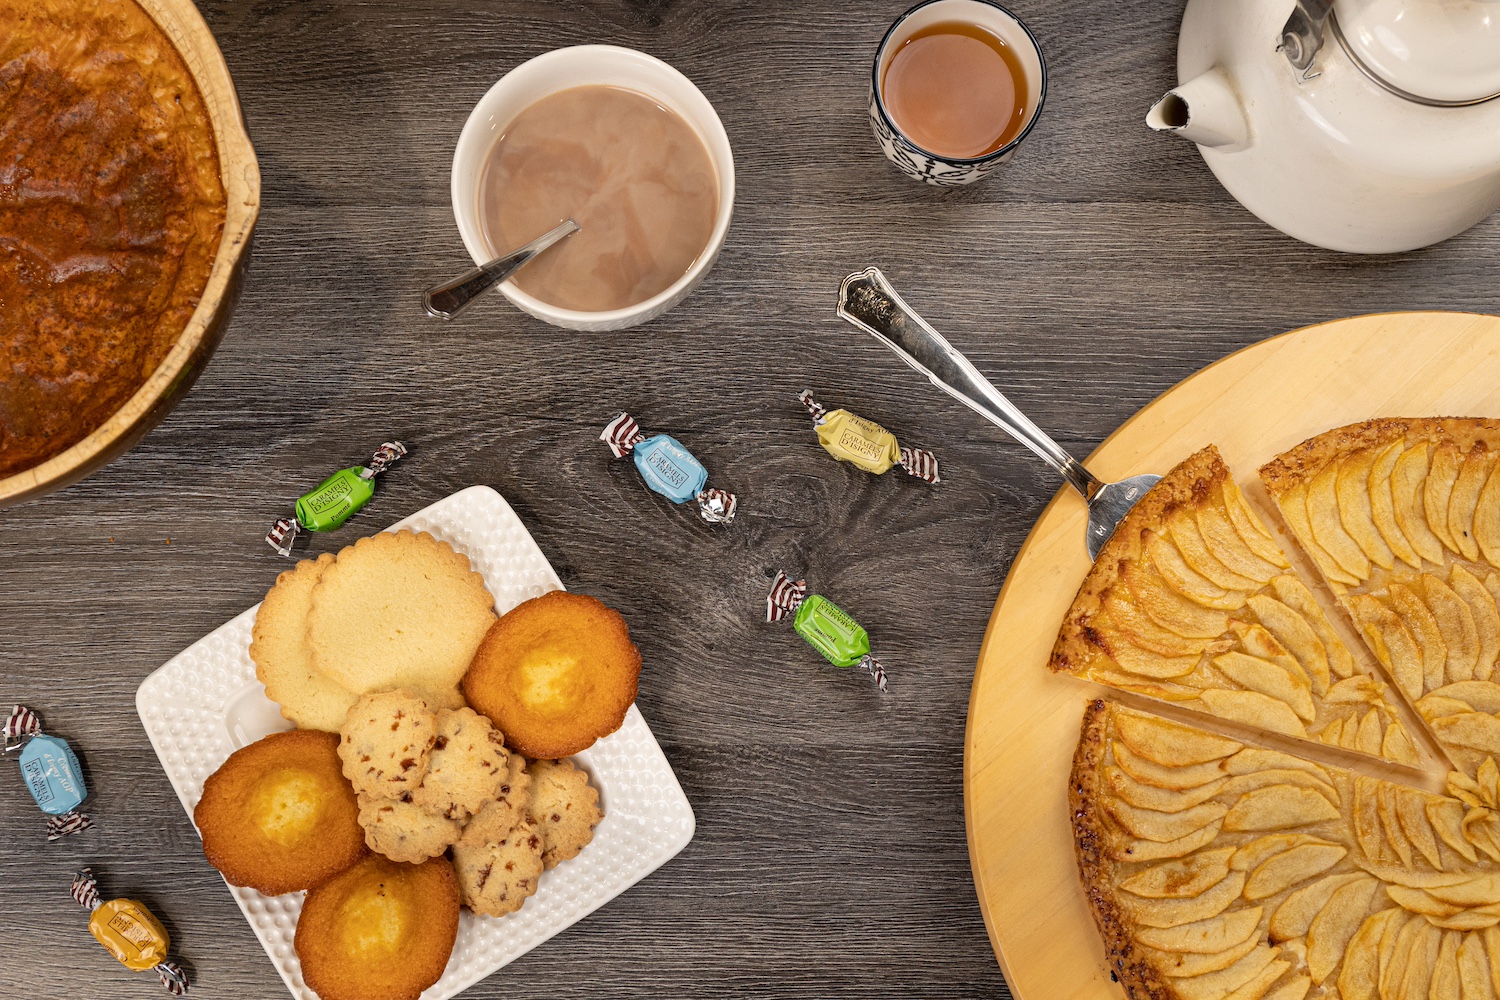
<box><xmin>3</xmin><ymin>1</ymin><xmax>1500</xmax><ymax>998</ymax></box>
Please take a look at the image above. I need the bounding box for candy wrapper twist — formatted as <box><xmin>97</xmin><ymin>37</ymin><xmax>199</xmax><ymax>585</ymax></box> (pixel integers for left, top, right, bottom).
<box><xmin>72</xmin><ymin>868</ymin><xmax>189</xmax><ymax>994</ymax></box>
<box><xmin>798</xmin><ymin>389</ymin><xmax>939</xmax><ymax>484</ymax></box>
<box><xmin>5</xmin><ymin>704</ymin><xmax>91</xmax><ymax>840</ymax></box>
<box><xmin>267</xmin><ymin>441</ymin><xmax>408</xmax><ymax>555</ymax></box>
<box><xmin>601</xmin><ymin>413</ymin><xmax>737</xmax><ymax>524</ymax></box>
<box><xmin>766</xmin><ymin>571</ymin><xmax>888</xmax><ymax>692</ymax></box>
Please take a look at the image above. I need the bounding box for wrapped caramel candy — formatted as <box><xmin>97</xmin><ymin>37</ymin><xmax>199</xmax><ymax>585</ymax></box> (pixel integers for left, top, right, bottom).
<box><xmin>266</xmin><ymin>441</ymin><xmax>407</xmax><ymax>555</ymax></box>
<box><xmin>766</xmin><ymin>571</ymin><xmax>888</xmax><ymax>692</ymax></box>
<box><xmin>798</xmin><ymin>389</ymin><xmax>939</xmax><ymax>483</ymax></box>
<box><xmin>4</xmin><ymin>704</ymin><xmax>91</xmax><ymax>840</ymax></box>
<box><xmin>600</xmin><ymin>413</ymin><xmax>737</xmax><ymax>524</ymax></box>
<box><xmin>71</xmin><ymin>868</ymin><xmax>189</xmax><ymax>995</ymax></box>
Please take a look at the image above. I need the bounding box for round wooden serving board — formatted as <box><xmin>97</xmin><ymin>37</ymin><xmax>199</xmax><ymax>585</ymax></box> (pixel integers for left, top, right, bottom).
<box><xmin>964</xmin><ymin>311</ymin><xmax>1500</xmax><ymax>1000</ymax></box>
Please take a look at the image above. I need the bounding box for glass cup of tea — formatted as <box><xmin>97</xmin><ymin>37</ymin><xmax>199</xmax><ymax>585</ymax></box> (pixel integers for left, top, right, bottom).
<box><xmin>869</xmin><ymin>0</ymin><xmax>1047</xmax><ymax>186</ymax></box>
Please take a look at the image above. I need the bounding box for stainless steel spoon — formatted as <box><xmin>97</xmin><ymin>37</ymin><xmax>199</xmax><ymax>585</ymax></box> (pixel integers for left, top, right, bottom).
<box><xmin>423</xmin><ymin>218</ymin><xmax>580</xmax><ymax>319</ymax></box>
<box><xmin>836</xmin><ymin>266</ymin><xmax>1161</xmax><ymax>561</ymax></box>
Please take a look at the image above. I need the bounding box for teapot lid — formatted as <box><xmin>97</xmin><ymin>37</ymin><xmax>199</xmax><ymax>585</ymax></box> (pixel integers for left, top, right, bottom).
<box><xmin>1334</xmin><ymin>0</ymin><xmax>1500</xmax><ymax>104</ymax></box>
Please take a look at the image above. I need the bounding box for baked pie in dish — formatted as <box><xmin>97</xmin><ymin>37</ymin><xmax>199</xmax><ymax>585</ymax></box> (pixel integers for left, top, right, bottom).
<box><xmin>0</xmin><ymin>0</ymin><xmax>248</xmax><ymax>495</ymax></box>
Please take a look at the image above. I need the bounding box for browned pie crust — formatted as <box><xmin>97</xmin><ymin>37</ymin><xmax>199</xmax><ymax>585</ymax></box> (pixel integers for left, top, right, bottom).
<box><xmin>1259</xmin><ymin>417</ymin><xmax>1500</xmax><ymax>499</ymax></box>
<box><xmin>0</xmin><ymin>0</ymin><xmax>226</xmax><ymax>477</ymax></box>
<box><xmin>1069</xmin><ymin>699</ymin><xmax>1176</xmax><ymax>1000</ymax></box>
<box><xmin>1049</xmin><ymin>445</ymin><xmax>1228</xmax><ymax>676</ymax></box>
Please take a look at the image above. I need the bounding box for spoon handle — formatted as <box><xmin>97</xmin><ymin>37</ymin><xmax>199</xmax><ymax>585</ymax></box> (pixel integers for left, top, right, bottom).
<box><xmin>836</xmin><ymin>267</ymin><xmax>1103</xmax><ymax>501</ymax></box>
<box><xmin>423</xmin><ymin>218</ymin><xmax>580</xmax><ymax>319</ymax></box>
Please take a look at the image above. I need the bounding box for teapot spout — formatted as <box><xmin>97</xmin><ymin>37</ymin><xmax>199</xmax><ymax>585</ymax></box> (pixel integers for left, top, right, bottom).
<box><xmin>1147</xmin><ymin>69</ymin><xmax>1249</xmax><ymax>151</ymax></box>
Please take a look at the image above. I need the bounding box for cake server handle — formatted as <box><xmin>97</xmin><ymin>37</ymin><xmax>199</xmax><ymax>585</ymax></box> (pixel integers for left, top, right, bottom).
<box><xmin>835</xmin><ymin>267</ymin><xmax>1102</xmax><ymax>500</ymax></box>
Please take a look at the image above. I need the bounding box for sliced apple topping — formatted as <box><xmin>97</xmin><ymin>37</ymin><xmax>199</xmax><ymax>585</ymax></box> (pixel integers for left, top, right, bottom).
<box><xmin>1148</xmin><ymin>533</ymin><xmax>1247</xmax><ymax>612</ymax></box>
<box><xmin>1425</xmin><ymin>573</ymin><xmax>1481</xmax><ymax>683</ymax></box>
<box><xmin>1475</xmin><ymin>461</ymin><xmax>1500</xmax><ymax>569</ymax></box>
<box><xmin>1370</xmin><ymin>441</ymin><xmax>1424</xmax><ymax>571</ymax></box>
<box><xmin>1222</xmin><ymin>477</ymin><xmax>1290</xmax><ymax>569</ymax></box>
<box><xmin>1171</xmin><ymin>512</ymin><xmax>1264</xmax><ymax>593</ymax></box>
<box><xmin>1306</xmin><ymin>876</ymin><xmax>1381</xmax><ymax>984</ymax></box>
<box><xmin>1450</xmin><ymin>566</ymin><xmax>1500</xmax><ymax>681</ymax></box>
<box><xmin>1269</xmin><ymin>575</ymin><xmax>1356</xmax><ymax>679</ymax></box>
<box><xmin>1310</xmin><ymin>460</ymin><xmax>1372</xmax><ymax>582</ymax></box>
<box><xmin>1428</xmin><ymin>443</ymin><xmax>1465</xmax><ymax>556</ymax></box>
<box><xmin>1122</xmin><ymin>558</ymin><xmax>1232</xmax><ymax>639</ymax></box>
<box><xmin>1393</xmin><ymin>443</ymin><xmax>1447</xmax><ymax>567</ymax></box>
<box><xmin>1449</xmin><ymin>448</ymin><xmax>1494</xmax><ymax>563</ymax></box>
<box><xmin>1337</xmin><ymin>449</ymin><xmax>1396</xmax><ymax>571</ymax></box>
<box><xmin>1282</xmin><ymin>480</ymin><xmax>1360</xmax><ymax>589</ymax></box>
<box><xmin>1137</xmin><ymin>906</ymin><xmax>1264</xmax><ymax>954</ymax></box>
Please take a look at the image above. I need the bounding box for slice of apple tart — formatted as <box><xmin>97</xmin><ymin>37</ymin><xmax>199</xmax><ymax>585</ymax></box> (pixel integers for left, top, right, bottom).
<box><xmin>1074</xmin><ymin>700</ymin><xmax>1500</xmax><ymax>1000</ymax></box>
<box><xmin>1262</xmin><ymin>419</ymin><xmax>1500</xmax><ymax>774</ymax></box>
<box><xmin>1051</xmin><ymin>446</ymin><xmax>1420</xmax><ymax>766</ymax></box>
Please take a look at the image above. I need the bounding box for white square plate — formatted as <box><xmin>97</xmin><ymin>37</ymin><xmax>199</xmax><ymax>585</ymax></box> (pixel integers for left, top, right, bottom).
<box><xmin>136</xmin><ymin>485</ymin><xmax>696</xmax><ymax>1000</ymax></box>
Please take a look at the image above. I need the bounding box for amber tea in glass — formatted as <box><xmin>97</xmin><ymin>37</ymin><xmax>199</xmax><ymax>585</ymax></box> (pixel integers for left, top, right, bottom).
<box><xmin>880</xmin><ymin>20</ymin><xmax>1031</xmax><ymax>159</ymax></box>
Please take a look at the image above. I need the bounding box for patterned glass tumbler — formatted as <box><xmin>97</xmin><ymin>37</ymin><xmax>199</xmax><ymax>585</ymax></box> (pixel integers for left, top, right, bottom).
<box><xmin>869</xmin><ymin>0</ymin><xmax>1048</xmax><ymax>187</ymax></box>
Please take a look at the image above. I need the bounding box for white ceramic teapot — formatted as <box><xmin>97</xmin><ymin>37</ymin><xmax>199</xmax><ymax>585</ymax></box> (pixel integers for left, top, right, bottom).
<box><xmin>1148</xmin><ymin>0</ymin><xmax>1500</xmax><ymax>253</ymax></box>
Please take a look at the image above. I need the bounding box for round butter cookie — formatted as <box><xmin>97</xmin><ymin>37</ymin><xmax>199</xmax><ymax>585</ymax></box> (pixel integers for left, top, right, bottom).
<box><xmin>356</xmin><ymin>793</ymin><xmax>461</xmax><ymax>863</ymax></box>
<box><xmin>295</xmin><ymin>854</ymin><xmax>459</xmax><ymax>1000</ymax></box>
<box><xmin>526</xmin><ymin>757</ymin><xmax>602</xmax><ymax>869</ymax></box>
<box><xmin>451</xmin><ymin>817</ymin><xmax>544</xmax><ymax>917</ymax></box>
<box><xmin>458</xmin><ymin>754</ymin><xmax>532</xmax><ymax>847</ymax></box>
<box><xmin>409</xmin><ymin>707</ymin><xmax>509</xmax><ymax>821</ymax></box>
<box><xmin>463</xmin><ymin>590</ymin><xmax>640</xmax><ymax>759</ymax></box>
<box><xmin>339</xmin><ymin>690</ymin><xmax>436</xmax><ymax>800</ymax></box>
<box><xmin>249</xmin><ymin>553</ymin><xmax>359</xmax><ymax>731</ymax></box>
<box><xmin>194</xmin><ymin>729</ymin><xmax>367</xmax><ymax>895</ymax></box>
<box><xmin>308</xmin><ymin>531</ymin><xmax>496</xmax><ymax>710</ymax></box>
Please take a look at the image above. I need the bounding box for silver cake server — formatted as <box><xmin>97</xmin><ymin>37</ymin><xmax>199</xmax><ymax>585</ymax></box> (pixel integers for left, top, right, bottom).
<box><xmin>836</xmin><ymin>266</ymin><xmax>1160</xmax><ymax>561</ymax></box>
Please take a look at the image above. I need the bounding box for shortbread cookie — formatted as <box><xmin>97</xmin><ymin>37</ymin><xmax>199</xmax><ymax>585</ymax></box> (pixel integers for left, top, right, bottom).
<box><xmin>451</xmin><ymin>817</ymin><xmax>544</xmax><ymax>916</ymax></box>
<box><xmin>409</xmin><ymin>708</ymin><xmax>508</xmax><ymax>821</ymax></box>
<box><xmin>526</xmin><ymin>758</ymin><xmax>602</xmax><ymax>869</ymax></box>
<box><xmin>457</xmin><ymin>754</ymin><xmax>532</xmax><ymax>848</ymax></box>
<box><xmin>356</xmin><ymin>793</ymin><xmax>461</xmax><ymax>863</ymax></box>
<box><xmin>249</xmin><ymin>553</ymin><xmax>359</xmax><ymax>731</ymax></box>
<box><xmin>308</xmin><ymin>531</ymin><xmax>496</xmax><ymax>710</ymax></box>
<box><xmin>338</xmin><ymin>690</ymin><xmax>436</xmax><ymax>800</ymax></box>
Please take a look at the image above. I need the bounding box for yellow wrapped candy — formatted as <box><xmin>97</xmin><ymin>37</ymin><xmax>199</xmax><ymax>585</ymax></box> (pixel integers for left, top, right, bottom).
<box><xmin>813</xmin><ymin>408</ymin><xmax>903</xmax><ymax>474</ymax></box>
<box><xmin>90</xmin><ymin>898</ymin><xmax>171</xmax><ymax>971</ymax></box>
<box><xmin>72</xmin><ymin>868</ymin><xmax>189</xmax><ymax>994</ymax></box>
<box><xmin>799</xmin><ymin>390</ymin><xmax>939</xmax><ymax>483</ymax></box>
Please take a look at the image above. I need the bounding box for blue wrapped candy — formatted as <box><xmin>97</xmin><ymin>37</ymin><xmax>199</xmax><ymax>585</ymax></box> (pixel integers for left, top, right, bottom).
<box><xmin>5</xmin><ymin>705</ymin><xmax>91</xmax><ymax>840</ymax></box>
<box><xmin>601</xmin><ymin>413</ymin><xmax>737</xmax><ymax>524</ymax></box>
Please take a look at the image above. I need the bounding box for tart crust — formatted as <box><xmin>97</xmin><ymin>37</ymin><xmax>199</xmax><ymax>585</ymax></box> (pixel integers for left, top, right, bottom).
<box><xmin>1259</xmin><ymin>417</ymin><xmax>1500</xmax><ymax>498</ymax></box>
<box><xmin>1069</xmin><ymin>699</ymin><xmax>1177</xmax><ymax>1000</ymax></box>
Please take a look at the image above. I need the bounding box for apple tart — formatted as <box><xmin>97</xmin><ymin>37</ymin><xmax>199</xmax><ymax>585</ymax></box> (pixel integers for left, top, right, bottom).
<box><xmin>1262</xmin><ymin>420</ymin><xmax>1500</xmax><ymax>774</ymax></box>
<box><xmin>1074</xmin><ymin>699</ymin><xmax>1500</xmax><ymax>1000</ymax></box>
<box><xmin>1051</xmin><ymin>446</ymin><xmax>1420</xmax><ymax>765</ymax></box>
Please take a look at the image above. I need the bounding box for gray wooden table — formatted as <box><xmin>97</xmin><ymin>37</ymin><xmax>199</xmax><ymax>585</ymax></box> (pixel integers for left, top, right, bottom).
<box><xmin>4</xmin><ymin>1</ymin><xmax>1500</xmax><ymax>997</ymax></box>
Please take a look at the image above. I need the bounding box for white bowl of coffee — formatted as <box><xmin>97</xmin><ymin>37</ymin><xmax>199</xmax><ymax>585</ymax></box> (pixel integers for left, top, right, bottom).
<box><xmin>451</xmin><ymin>45</ymin><xmax>734</xmax><ymax>331</ymax></box>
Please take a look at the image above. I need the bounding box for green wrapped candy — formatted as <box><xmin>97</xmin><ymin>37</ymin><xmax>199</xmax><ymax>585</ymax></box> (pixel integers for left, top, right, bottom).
<box><xmin>766</xmin><ymin>571</ymin><xmax>887</xmax><ymax>692</ymax></box>
<box><xmin>295</xmin><ymin>467</ymin><xmax>379</xmax><ymax>532</ymax></box>
<box><xmin>266</xmin><ymin>442</ymin><xmax>407</xmax><ymax>556</ymax></box>
<box><xmin>793</xmin><ymin>595</ymin><xmax>870</xmax><ymax>669</ymax></box>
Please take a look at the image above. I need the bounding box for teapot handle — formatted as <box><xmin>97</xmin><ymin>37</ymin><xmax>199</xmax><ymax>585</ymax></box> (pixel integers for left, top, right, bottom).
<box><xmin>1279</xmin><ymin>0</ymin><xmax>1333</xmax><ymax>75</ymax></box>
